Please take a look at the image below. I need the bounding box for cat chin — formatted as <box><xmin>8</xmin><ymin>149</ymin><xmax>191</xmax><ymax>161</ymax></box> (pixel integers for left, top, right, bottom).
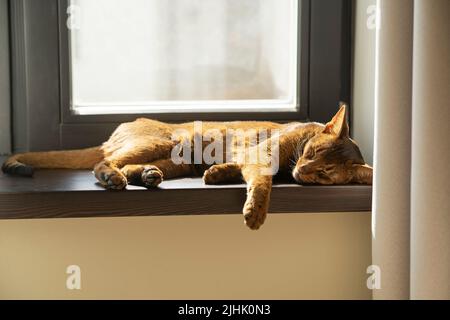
<box><xmin>292</xmin><ymin>173</ymin><xmax>311</xmax><ymax>185</ymax></box>
<box><xmin>293</xmin><ymin>174</ymin><xmax>325</xmax><ymax>185</ymax></box>
<box><xmin>292</xmin><ymin>170</ymin><xmax>302</xmax><ymax>184</ymax></box>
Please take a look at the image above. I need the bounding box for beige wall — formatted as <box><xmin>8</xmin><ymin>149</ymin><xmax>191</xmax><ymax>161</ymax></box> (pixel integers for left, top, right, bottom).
<box><xmin>0</xmin><ymin>213</ymin><xmax>372</xmax><ymax>299</ymax></box>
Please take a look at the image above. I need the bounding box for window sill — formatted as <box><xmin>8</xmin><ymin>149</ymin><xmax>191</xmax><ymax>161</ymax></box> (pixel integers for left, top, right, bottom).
<box><xmin>0</xmin><ymin>167</ymin><xmax>372</xmax><ymax>219</ymax></box>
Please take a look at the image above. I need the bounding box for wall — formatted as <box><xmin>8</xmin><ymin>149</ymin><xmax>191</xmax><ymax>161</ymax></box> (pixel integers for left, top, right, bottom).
<box><xmin>352</xmin><ymin>0</ymin><xmax>376</xmax><ymax>165</ymax></box>
<box><xmin>0</xmin><ymin>213</ymin><xmax>372</xmax><ymax>299</ymax></box>
<box><xmin>0</xmin><ymin>0</ymin><xmax>11</xmax><ymax>155</ymax></box>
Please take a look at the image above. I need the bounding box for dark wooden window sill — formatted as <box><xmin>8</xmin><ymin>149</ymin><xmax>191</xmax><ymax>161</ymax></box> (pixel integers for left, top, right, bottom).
<box><xmin>0</xmin><ymin>168</ymin><xmax>372</xmax><ymax>219</ymax></box>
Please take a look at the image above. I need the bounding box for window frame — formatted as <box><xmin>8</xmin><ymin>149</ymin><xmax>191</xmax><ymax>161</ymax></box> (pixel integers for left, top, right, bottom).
<box><xmin>10</xmin><ymin>0</ymin><xmax>352</xmax><ymax>151</ymax></box>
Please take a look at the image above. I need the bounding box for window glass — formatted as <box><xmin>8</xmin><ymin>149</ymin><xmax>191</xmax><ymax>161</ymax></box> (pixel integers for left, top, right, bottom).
<box><xmin>69</xmin><ymin>0</ymin><xmax>298</xmax><ymax>114</ymax></box>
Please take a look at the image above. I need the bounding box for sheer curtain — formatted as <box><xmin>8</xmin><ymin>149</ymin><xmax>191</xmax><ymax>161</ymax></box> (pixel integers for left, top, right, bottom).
<box><xmin>0</xmin><ymin>0</ymin><xmax>11</xmax><ymax>155</ymax></box>
<box><xmin>373</xmin><ymin>0</ymin><xmax>450</xmax><ymax>299</ymax></box>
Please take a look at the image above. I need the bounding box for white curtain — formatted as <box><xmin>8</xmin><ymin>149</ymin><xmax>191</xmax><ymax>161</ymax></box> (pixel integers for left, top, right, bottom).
<box><xmin>0</xmin><ymin>0</ymin><xmax>11</xmax><ymax>155</ymax></box>
<box><xmin>373</xmin><ymin>0</ymin><xmax>450</xmax><ymax>299</ymax></box>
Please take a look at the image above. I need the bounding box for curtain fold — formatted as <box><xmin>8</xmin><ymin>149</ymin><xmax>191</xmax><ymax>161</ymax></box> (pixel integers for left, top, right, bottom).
<box><xmin>410</xmin><ymin>0</ymin><xmax>450</xmax><ymax>299</ymax></box>
<box><xmin>373</xmin><ymin>0</ymin><xmax>450</xmax><ymax>300</ymax></box>
<box><xmin>372</xmin><ymin>0</ymin><xmax>413</xmax><ymax>300</ymax></box>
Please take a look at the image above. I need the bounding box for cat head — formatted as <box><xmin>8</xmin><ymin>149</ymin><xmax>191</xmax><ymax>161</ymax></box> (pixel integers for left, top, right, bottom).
<box><xmin>292</xmin><ymin>103</ymin><xmax>373</xmax><ymax>185</ymax></box>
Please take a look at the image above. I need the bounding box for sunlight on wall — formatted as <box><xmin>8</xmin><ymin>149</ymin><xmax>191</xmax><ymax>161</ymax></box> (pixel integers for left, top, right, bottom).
<box><xmin>352</xmin><ymin>0</ymin><xmax>376</xmax><ymax>165</ymax></box>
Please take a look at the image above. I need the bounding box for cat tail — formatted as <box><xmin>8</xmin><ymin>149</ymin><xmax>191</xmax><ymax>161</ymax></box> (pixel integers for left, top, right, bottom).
<box><xmin>1</xmin><ymin>146</ymin><xmax>104</xmax><ymax>177</ymax></box>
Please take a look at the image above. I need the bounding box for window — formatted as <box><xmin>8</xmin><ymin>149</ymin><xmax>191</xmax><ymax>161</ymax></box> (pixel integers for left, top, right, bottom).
<box><xmin>10</xmin><ymin>0</ymin><xmax>351</xmax><ymax>151</ymax></box>
<box><xmin>69</xmin><ymin>0</ymin><xmax>299</xmax><ymax>115</ymax></box>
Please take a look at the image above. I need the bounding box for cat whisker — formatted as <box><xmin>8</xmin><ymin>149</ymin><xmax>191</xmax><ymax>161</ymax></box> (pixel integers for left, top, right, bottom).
<box><xmin>294</xmin><ymin>141</ymin><xmax>304</xmax><ymax>158</ymax></box>
<box><xmin>289</xmin><ymin>158</ymin><xmax>297</xmax><ymax>169</ymax></box>
<box><xmin>289</xmin><ymin>163</ymin><xmax>296</xmax><ymax>171</ymax></box>
<box><xmin>294</xmin><ymin>147</ymin><xmax>302</xmax><ymax>161</ymax></box>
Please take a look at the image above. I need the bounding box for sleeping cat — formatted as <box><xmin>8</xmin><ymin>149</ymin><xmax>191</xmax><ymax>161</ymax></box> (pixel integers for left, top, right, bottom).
<box><xmin>2</xmin><ymin>103</ymin><xmax>372</xmax><ymax>230</ymax></box>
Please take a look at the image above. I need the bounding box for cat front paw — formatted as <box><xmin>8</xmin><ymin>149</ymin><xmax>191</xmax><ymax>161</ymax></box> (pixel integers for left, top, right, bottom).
<box><xmin>203</xmin><ymin>163</ymin><xmax>242</xmax><ymax>185</ymax></box>
<box><xmin>242</xmin><ymin>188</ymin><xmax>269</xmax><ymax>230</ymax></box>
<box><xmin>243</xmin><ymin>201</ymin><xmax>267</xmax><ymax>230</ymax></box>
<box><xmin>203</xmin><ymin>165</ymin><xmax>224</xmax><ymax>184</ymax></box>
<box><xmin>141</xmin><ymin>166</ymin><xmax>163</xmax><ymax>188</ymax></box>
<box><xmin>242</xmin><ymin>183</ymin><xmax>271</xmax><ymax>230</ymax></box>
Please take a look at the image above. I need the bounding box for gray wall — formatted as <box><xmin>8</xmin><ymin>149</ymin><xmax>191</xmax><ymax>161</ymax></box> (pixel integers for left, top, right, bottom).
<box><xmin>0</xmin><ymin>0</ymin><xmax>11</xmax><ymax>155</ymax></box>
<box><xmin>352</xmin><ymin>0</ymin><xmax>376</xmax><ymax>165</ymax></box>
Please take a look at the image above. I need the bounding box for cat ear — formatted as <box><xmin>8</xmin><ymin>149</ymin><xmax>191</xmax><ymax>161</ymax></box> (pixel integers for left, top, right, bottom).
<box><xmin>352</xmin><ymin>164</ymin><xmax>373</xmax><ymax>185</ymax></box>
<box><xmin>323</xmin><ymin>102</ymin><xmax>350</xmax><ymax>138</ymax></box>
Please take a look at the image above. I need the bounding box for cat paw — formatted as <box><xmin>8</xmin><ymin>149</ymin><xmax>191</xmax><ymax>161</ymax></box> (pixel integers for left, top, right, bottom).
<box><xmin>94</xmin><ymin>161</ymin><xmax>127</xmax><ymax>190</ymax></box>
<box><xmin>242</xmin><ymin>198</ymin><xmax>268</xmax><ymax>230</ymax></box>
<box><xmin>203</xmin><ymin>164</ymin><xmax>242</xmax><ymax>185</ymax></box>
<box><xmin>242</xmin><ymin>184</ymin><xmax>270</xmax><ymax>230</ymax></box>
<box><xmin>141</xmin><ymin>166</ymin><xmax>163</xmax><ymax>188</ymax></box>
<box><xmin>99</xmin><ymin>170</ymin><xmax>127</xmax><ymax>190</ymax></box>
<box><xmin>203</xmin><ymin>165</ymin><xmax>224</xmax><ymax>185</ymax></box>
<box><xmin>243</xmin><ymin>201</ymin><xmax>267</xmax><ymax>230</ymax></box>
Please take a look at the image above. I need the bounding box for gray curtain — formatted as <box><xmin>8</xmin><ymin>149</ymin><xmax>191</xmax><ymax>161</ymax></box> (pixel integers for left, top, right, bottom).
<box><xmin>373</xmin><ymin>0</ymin><xmax>450</xmax><ymax>300</ymax></box>
<box><xmin>0</xmin><ymin>0</ymin><xmax>11</xmax><ymax>155</ymax></box>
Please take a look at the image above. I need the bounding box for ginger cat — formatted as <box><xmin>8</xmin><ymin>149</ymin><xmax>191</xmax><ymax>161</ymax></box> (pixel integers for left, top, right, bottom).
<box><xmin>2</xmin><ymin>103</ymin><xmax>372</xmax><ymax>230</ymax></box>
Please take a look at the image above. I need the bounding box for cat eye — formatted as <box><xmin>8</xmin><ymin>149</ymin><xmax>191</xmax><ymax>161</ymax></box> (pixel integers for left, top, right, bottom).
<box><xmin>304</xmin><ymin>148</ymin><xmax>315</xmax><ymax>158</ymax></box>
<box><xmin>315</xmin><ymin>148</ymin><xmax>326</xmax><ymax>154</ymax></box>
